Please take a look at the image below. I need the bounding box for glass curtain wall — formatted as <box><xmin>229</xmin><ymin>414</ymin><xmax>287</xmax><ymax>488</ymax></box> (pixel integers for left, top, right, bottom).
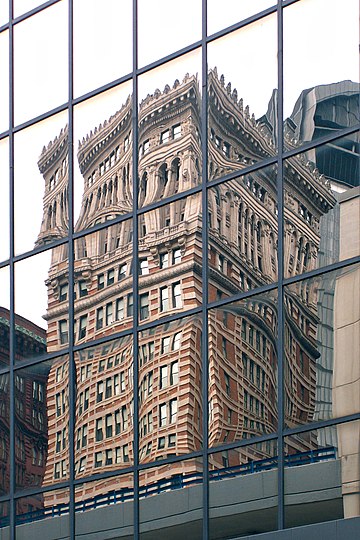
<box><xmin>0</xmin><ymin>0</ymin><xmax>359</xmax><ymax>538</ymax></box>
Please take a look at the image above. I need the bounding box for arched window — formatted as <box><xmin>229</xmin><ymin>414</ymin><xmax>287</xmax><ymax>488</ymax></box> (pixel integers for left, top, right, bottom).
<box><xmin>171</xmin><ymin>158</ymin><xmax>180</xmax><ymax>194</ymax></box>
<box><xmin>158</xmin><ymin>163</ymin><xmax>168</xmax><ymax>198</ymax></box>
<box><xmin>139</xmin><ymin>172</ymin><xmax>148</xmax><ymax>206</ymax></box>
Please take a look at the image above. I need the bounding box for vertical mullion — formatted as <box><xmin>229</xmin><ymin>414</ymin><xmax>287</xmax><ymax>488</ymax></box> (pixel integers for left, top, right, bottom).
<box><xmin>276</xmin><ymin>0</ymin><xmax>285</xmax><ymax>531</ymax></box>
<box><xmin>67</xmin><ymin>0</ymin><xmax>75</xmax><ymax>537</ymax></box>
<box><xmin>8</xmin><ymin>0</ymin><xmax>15</xmax><ymax>537</ymax></box>
<box><xmin>132</xmin><ymin>0</ymin><xmax>139</xmax><ymax>538</ymax></box>
<box><xmin>201</xmin><ymin>0</ymin><xmax>209</xmax><ymax>539</ymax></box>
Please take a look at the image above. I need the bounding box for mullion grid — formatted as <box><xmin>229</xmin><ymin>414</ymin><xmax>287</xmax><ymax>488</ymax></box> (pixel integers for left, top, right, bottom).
<box><xmin>4</xmin><ymin>0</ymin><xmax>360</xmax><ymax>539</ymax></box>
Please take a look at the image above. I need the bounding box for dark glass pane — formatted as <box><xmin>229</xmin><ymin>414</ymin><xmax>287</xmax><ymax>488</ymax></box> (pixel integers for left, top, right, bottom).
<box><xmin>139</xmin><ymin>458</ymin><xmax>203</xmax><ymax>539</ymax></box>
<box><xmin>209</xmin><ymin>440</ymin><xmax>278</xmax><ymax>538</ymax></box>
<box><xmin>283</xmin><ymin>0</ymin><xmax>359</xmax><ymax>150</ymax></box>
<box><xmin>0</xmin><ymin>138</ymin><xmax>9</xmax><ymax>262</ymax></box>
<box><xmin>284</xmin><ymin>263</ymin><xmax>360</xmax><ymax>428</ymax></box>
<box><xmin>74</xmin><ymin>336</ymin><xmax>134</xmax><ymax>479</ymax></box>
<box><xmin>208</xmin><ymin>14</ymin><xmax>278</xmax><ymax>181</ymax></box>
<box><xmin>284</xmin><ymin>135</ymin><xmax>359</xmax><ymax>279</ymax></box>
<box><xmin>75</xmin><ymin>475</ymin><xmax>134</xmax><ymax>538</ymax></box>
<box><xmin>285</xmin><ymin>421</ymin><xmax>360</xmax><ymax>527</ymax></box>
<box><xmin>138</xmin><ymin>315</ymin><xmax>203</xmax><ymax>464</ymax></box>
<box><xmin>208</xmin><ymin>164</ymin><xmax>278</xmax><ymax>301</ymax></box>
<box><xmin>0</xmin><ymin>266</ymin><xmax>10</xmax><ymax>369</ymax></box>
<box><xmin>15</xmin><ymin>488</ymin><xmax>70</xmax><ymax>539</ymax></box>
<box><xmin>138</xmin><ymin>50</ymin><xmax>202</xmax><ymax>208</ymax></box>
<box><xmin>14</xmin><ymin>356</ymin><xmax>69</xmax><ymax>492</ymax></box>
<box><xmin>14</xmin><ymin>4</ymin><xmax>68</xmax><ymax>125</ymax></box>
<box><xmin>208</xmin><ymin>290</ymin><xmax>278</xmax><ymax>448</ymax></box>
<box><xmin>0</xmin><ymin>373</ymin><xmax>10</xmax><ymax>496</ymax></box>
<box><xmin>74</xmin><ymin>82</ymin><xmax>133</xmax><ymax>234</ymax></box>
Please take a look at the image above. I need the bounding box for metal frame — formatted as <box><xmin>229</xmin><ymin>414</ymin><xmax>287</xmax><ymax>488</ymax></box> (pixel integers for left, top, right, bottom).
<box><xmin>0</xmin><ymin>0</ymin><xmax>359</xmax><ymax>538</ymax></box>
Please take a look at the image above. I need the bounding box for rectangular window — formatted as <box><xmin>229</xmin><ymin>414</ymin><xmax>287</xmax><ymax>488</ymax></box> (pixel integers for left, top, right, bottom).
<box><xmin>96</xmin><ymin>307</ymin><xmax>103</xmax><ymax>330</ymax></box>
<box><xmin>123</xmin><ymin>444</ymin><xmax>129</xmax><ymax>462</ymax></box>
<box><xmin>127</xmin><ymin>294</ymin><xmax>133</xmax><ymax>317</ymax></box>
<box><xmin>172</xmin><ymin>248</ymin><xmax>181</xmax><ymax>264</ymax></box>
<box><xmin>172</xmin><ymin>124</ymin><xmax>181</xmax><ymax>139</ymax></box>
<box><xmin>172</xmin><ymin>282</ymin><xmax>182</xmax><ymax>308</ymax></box>
<box><xmin>160</xmin><ymin>252</ymin><xmax>169</xmax><ymax>269</ymax></box>
<box><xmin>105</xmin><ymin>377</ymin><xmax>112</xmax><ymax>399</ymax></box>
<box><xmin>139</xmin><ymin>258</ymin><xmax>149</xmax><ymax>275</ymax></box>
<box><xmin>105</xmin><ymin>414</ymin><xmax>113</xmax><ymax>438</ymax></box>
<box><xmin>59</xmin><ymin>320</ymin><xmax>69</xmax><ymax>345</ymax></box>
<box><xmin>116</xmin><ymin>297</ymin><xmax>124</xmax><ymax>320</ymax></box>
<box><xmin>78</xmin><ymin>315</ymin><xmax>87</xmax><ymax>340</ymax></box>
<box><xmin>160</xmin><ymin>365</ymin><xmax>168</xmax><ymax>389</ymax></box>
<box><xmin>161</xmin><ymin>336</ymin><xmax>170</xmax><ymax>354</ymax></box>
<box><xmin>170</xmin><ymin>361</ymin><xmax>179</xmax><ymax>385</ymax></box>
<box><xmin>160</xmin><ymin>129</ymin><xmax>169</xmax><ymax>144</ymax></box>
<box><xmin>107</xmin><ymin>268</ymin><xmax>115</xmax><ymax>286</ymax></box>
<box><xmin>118</xmin><ymin>263</ymin><xmax>127</xmax><ymax>280</ymax></box>
<box><xmin>105</xmin><ymin>302</ymin><xmax>113</xmax><ymax>325</ymax></box>
<box><xmin>95</xmin><ymin>418</ymin><xmax>103</xmax><ymax>441</ymax></box>
<box><xmin>169</xmin><ymin>399</ymin><xmax>177</xmax><ymax>424</ymax></box>
<box><xmin>159</xmin><ymin>404</ymin><xmax>167</xmax><ymax>427</ymax></box>
<box><xmin>139</xmin><ymin>293</ymin><xmax>149</xmax><ymax>321</ymax></box>
<box><xmin>98</xmin><ymin>274</ymin><xmax>105</xmax><ymax>290</ymax></box>
<box><xmin>59</xmin><ymin>283</ymin><xmax>68</xmax><ymax>302</ymax></box>
<box><xmin>97</xmin><ymin>381</ymin><xmax>104</xmax><ymax>402</ymax></box>
<box><xmin>94</xmin><ymin>452</ymin><xmax>102</xmax><ymax>468</ymax></box>
<box><xmin>160</xmin><ymin>286</ymin><xmax>169</xmax><ymax>312</ymax></box>
<box><xmin>143</xmin><ymin>139</ymin><xmax>150</xmax><ymax>153</ymax></box>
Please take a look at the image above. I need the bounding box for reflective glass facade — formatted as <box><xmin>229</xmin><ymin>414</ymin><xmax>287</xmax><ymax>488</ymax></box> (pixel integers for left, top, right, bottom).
<box><xmin>0</xmin><ymin>1</ymin><xmax>359</xmax><ymax>539</ymax></box>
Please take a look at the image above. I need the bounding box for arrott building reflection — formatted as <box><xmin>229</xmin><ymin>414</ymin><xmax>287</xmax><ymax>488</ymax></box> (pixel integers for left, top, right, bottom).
<box><xmin>22</xmin><ymin>71</ymin><xmax>359</xmax><ymax>525</ymax></box>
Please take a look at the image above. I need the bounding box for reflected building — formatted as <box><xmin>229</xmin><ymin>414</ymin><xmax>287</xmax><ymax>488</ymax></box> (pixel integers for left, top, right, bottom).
<box><xmin>33</xmin><ymin>71</ymin><xmax>358</xmax><ymax>516</ymax></box>
<box><xmin>0</xmin><ymin>308</ymin><xmax>48</xmax><ymax>516</ymax></box>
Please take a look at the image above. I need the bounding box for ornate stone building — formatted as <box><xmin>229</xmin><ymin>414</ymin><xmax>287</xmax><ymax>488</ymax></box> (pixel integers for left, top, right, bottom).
<box><xmin>35</xmin><ymin>71</ymin><xmax>338</xmax><ymax>504</ymax></box>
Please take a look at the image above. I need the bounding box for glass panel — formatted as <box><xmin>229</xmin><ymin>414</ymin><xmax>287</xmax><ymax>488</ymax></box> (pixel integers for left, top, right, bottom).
<box><xmin>74</xmin><ymin>82</ymin><xmax>132</xmax><ymax>233</ymax></box>
<box><xmin>283</xmin><ymin>0</ymin><xmax>359</xmax><ymax>150</ymax></box>
<box><xmin>285</xmin><ymin>420</ymin><xmax>360</xmax><ymax>527</ymax></box>
<box><xmin>139</xmin><ymin>193</ymin><xmax>203</xmax><ymax>319</ymax></box>
<box><xmin>14</xmin><ymin>111</ymin><xmax>68</xmax><ymax>256</ymax></box>
<box><xmin>0</xmin><ymin>501</ymin><xmax>9</xmax><ymax>530</ymax></box>
<box><xmin>139</xmin><ymin>458</ymin><xmax>203</xmax><ymax>539</ymax></box>
<box><xmin>14</xmin><ymin>0</ymin><xmax>45</xmax><ymax>18</ymax></box>
<box><xmin>208</xmin><ymin>14</ymin><xmax>278</xmax><ymax>179</ymax></box>
<box><xmin>74</xmin><ymin>336</ymin><xmax>134</xmax><ymax>479</ymax></box>
<box><xmin>15</xmin><ymin>488</ymin><xmax>70</xmax><ymax>539</ymax></box>
<box><xmin>284</xmin><ymin>134</ymin><xmax>360</xmax><ymax>279</ymax></box>
<box><xmin>209</xmin><ymin>440</ymin><xmax>278</xmax><ymax>538</ymax></box>
<box><xmin>138</xmin><ymin>315</ymin><xmax>203</xmax><ymax>464</ymax></box>
<box><xmin>208</xmin><ymin>290</ymin><xmax>278</xmax><ymax>448</ymax></box>
<box><xmin>208</xmin><ymin>164</ymin><xmax>278</xmax><ymax>301</ymax></box>
<box><xmin>0</xmin><ymin>30</ymin><xmax>9</xmax><ymax>134</ymax></box>
<box><xmin>0</xmin><ymin>266</ymin><xmax>10</xmax><ymax>368</ymax></box>
<box><xmin>73</xmin><ymin>0</ymin><xmax>132</xmax><ymax>98</ymax></box>
<box><xmin>0</xmin><ymin>138</ymin><xmax>9</xmax><ymax>262</ymax></box>
<box><xmin>0</xmin><ymin>372</ymin><xmax>10</xmax><ymax>495</ymax></box>
<box><xmin>0</xmin><ymin>3</ymin><xmax>8</xmax><ymax>25</ymax></box>
<box><xmin>74</xmin><ymin>220</ymin><xmax>133</xmax><ymax>338</ymax></box>
<box><xmin>138</xmin><ymin>50</ymin><xmax>202</xmax><ymax>208</ymax></box>
<box><xmin>75</xmin><ymin>474</ymin><xmax>133</xmax><ymax>538</ymax></box>
<box><xmin>138</xmin><ymin>0</ymin><xmax>201</xmax><ymax>68</ymax></box>
<box><xmin>207</xmin><ymin>0</ymin><xmax>276</xmax><ymax>35</ymax></box>
<box><xmin>14</xmin><ymin>356</ymin><xmax>69</xmax><ymax>492</ymax></box>
<box><xmin>14</xmin><ymin>3</ymin><xmax>68</xmax><ymax>125</ymax></box>
<box><xmin>15</xmin><ymin>248</ymin><xmax>65</xmax><ymax>361</ymax></box>
<box><xmin>284</xmin><ymin>263</ymin><xmax>360</xmax><ymax>429</ymax></box>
